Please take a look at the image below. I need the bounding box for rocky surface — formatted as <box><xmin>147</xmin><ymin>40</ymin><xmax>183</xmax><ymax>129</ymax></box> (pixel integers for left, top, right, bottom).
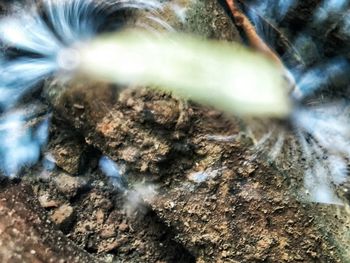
<box><xmin>44</xmin><ymin>81</ymin><xmax>344</xmax><ymax>262</ymax></box>
<box><xmin>0</xmin><ymin>182</ymin><xmax>100</xmax><ymax>263</ymax></box>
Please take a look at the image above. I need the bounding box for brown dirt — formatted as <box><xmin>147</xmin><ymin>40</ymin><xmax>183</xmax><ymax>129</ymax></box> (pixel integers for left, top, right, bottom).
<box><xmin>41</xmin><ymin>80</ymin><xmax>343</xmax><ymax>262</ymax></box>
<box><xmin>0</xmin><ymin>182</ymin><xmax>99</xmax><ymax>263</ymax></box>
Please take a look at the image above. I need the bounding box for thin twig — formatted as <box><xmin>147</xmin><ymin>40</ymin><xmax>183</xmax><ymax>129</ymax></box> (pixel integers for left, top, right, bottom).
<box><xmin>225</xmin><ymin>0</ymin><xmax>283</xmax><ymax>67</ymax></box>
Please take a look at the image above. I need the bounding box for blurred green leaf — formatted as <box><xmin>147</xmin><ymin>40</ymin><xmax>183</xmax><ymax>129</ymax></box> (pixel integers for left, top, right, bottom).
<box><xmin>79</xmin><ymin>30</ymin><xmax>291</xmax><ymax>117</ymax></box>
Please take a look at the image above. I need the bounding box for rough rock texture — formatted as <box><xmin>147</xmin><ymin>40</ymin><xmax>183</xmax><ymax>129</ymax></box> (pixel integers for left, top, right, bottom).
<box><xmin>0</xmin><ymin>182</ymin><xmax>100</xmax><ymax>263</ymax></box>
<box><xmin>46</xmin><ymin>82</ymin><xmax>344</xmax><ymax>262</ymax></box>
<box><xmin>26</xmin><ymin>167</ymin><xmax>196</xmax><ymax>262</ymax></box>
<box><xmin>48</xmin><ymin>129</ymin><xmax>90</xmax><ymax>175</ymax></box>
